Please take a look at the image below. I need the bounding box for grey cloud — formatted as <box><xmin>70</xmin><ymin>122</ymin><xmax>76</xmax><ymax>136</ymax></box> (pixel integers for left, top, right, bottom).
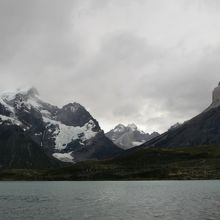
<box><xmin>139</xmin><ymin>48</ymin><xmax>220</xmax><ymax>111</ymax></box>
<box><xmin>0</xmin><ymin>0</ymin><xmax>220</xmax><ymax>133</ymax></box>
<box><xmin>113</xmin><ymin>103</ymin><xmax>141</xmax><ymax>118</ymax></box>
<box><xmin>0</xmin><ymin>0</ymin><xmax>79</xmax><ymax>71</ymax></box>
<box><xmin>79</xmin><ymin>32</ymin><xmax>158</xmax><ymax>79</ymax></box>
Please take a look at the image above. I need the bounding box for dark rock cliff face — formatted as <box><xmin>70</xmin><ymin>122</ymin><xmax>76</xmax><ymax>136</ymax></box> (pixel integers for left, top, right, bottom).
<box><xmin>0</xmin><ymin>87</ymin><xmax>122</xmax><ymax>169</ymax></box>
<box><xmin>0</xmin><ymin>124</ymin><xmax>61</xmax><ymax>169</ymax></box>
<box><xmin>73</xmin><ymin>132</ymin><xmax>123</xmax><ymax>162</ymax></box>
<box><xmin>0</xmin><ymin>103</ymin><xmax>11</xmax><ymax>117</ymax></box>
<box><xmin>140</xmin><ymin>83</ymin><xmax>220</xmax><ymax>148</ymax></box>
<box><xmin>142</xmin><ymin>106</ymin><xmax>220</xmax><ymax>148</ymax></box>
<box><xmin>56</xmin><ymin>103</ymin><xmax>100</xmax><ymax>129</ymax></box>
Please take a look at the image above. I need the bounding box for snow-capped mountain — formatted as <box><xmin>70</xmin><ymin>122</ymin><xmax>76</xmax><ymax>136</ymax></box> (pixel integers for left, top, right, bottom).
<box><xmin>106</xmin><ymin>123</ymin><xmax>159</xmax><ymax>149</ymax></box>
<box><xmin>0</xmin><ymin>87</ymin><xmax>122</xmax><ymax>168</ymax></box>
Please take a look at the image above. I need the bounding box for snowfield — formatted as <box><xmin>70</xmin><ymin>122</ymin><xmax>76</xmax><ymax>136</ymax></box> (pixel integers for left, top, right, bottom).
<box><xmin>132</xmin><ymin>141</ymin><xmax>145</xmax><ymax>146</ymax></box>
<box><xmin>52</xmin><ymin>152</ymin><xmax>74</xmax><ymax>163</ymax></box>
<box><xmin>43</xmin><ymin>117</ymin><xmax>98</xmax><ymax>150</ymax></box>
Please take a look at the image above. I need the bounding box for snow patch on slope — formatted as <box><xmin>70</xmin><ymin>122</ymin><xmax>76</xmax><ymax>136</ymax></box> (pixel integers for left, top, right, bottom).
<box><xmin>43</xmin><ymin>117</ymin><xmax>98</xmax><ymax>150</ymax></box>
<box><xmin>0</xmin><ymin>115</ymin><xmax>21</xmax><ymax>126</ymax></box>
<box><xmin>0</xmin><ymin>87</ymin><xmax>42</xmax><ymax>113</ymax></box>
<box><xmin>26</xmin><ymin>98</ymin><xmax>41</xmax><ymax>109</ymax></box>
<box><xmin>0</xmin><ymin>87</ymin><xmax>36</xmax><ymax>101</ymax></box>
<box><xmin>53</xmin><ymin>152</ymin><xmax>74</xmax><ymax>163</ymax></box>
<box><xmin>0</xmin><ymin>97</ymin><xmax>15</xmax><ymax>113</ymax></box>
<box><xmin>132</xmin><ymin>140</ymin><xmax>145</xmax><ymax>146</ymax></box>
<box><xmin>40</xmin><ymin>109</ymin><xmax>51</xmax><ymax>117</ymax></box>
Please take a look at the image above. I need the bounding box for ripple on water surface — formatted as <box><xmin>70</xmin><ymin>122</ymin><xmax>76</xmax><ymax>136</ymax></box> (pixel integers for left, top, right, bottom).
<box><xmin>0</xmin><ymin>181</ymin><xmax>220</xmax><ymax>220</ymax></box>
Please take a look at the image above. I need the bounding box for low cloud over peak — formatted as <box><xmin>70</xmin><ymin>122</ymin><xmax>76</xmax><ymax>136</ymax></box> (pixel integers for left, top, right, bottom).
<box><xmin>0</xmin><ymin>0</ymin><xmax>220</xmax><ymax>133</ymax></box>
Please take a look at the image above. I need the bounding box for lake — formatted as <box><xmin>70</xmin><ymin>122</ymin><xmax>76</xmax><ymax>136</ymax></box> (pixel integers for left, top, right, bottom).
<box><xmin>0</xmin><ymin>181</ymin><xmax>219</xmax><ymax>220</ymax></box>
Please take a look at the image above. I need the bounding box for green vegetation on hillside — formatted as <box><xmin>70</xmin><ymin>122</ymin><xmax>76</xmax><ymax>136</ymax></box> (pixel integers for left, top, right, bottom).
<box><xmin>0</xmin><ymin>145</ymin><xmax>220</xmax><ymax>180</ymax></box>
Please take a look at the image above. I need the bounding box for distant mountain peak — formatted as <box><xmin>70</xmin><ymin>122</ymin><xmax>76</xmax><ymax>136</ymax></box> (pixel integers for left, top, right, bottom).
<box><xmin>206</xmin><ymin>82</ymin><xmax>220</xmax><ymax>110</ymax></box>
<box><xmin>62</xmin><ymin>102</ymin><xmax>84</xmax><ymax>112</ymax></box>
<box><xmin>127</xmin><ymin>123</ymin><xmax>138</xmax><ymax>131</ymax></box>
<box><xmin>213</xmin><ymin>82</ymin><xmax>220</xmax><ymax>103</ymax></box>
<box><xmin>0</xmin><ymin>86</ymin><xmax>39</xmax><ymax>102</ymax></box>
<box><xmin>25</xmin><ymin>87</ymin><xmax>39</xmax><ymax>98</ymax></box>
<box><xmin>113</xmin><ymin>124</ymin><xmax>126</xmax><ymax>132</ymax></box>
<box><xmin>168</xmin><ymin>122</ymin><xmax>181</xmax><ymax>131</ymax></box>
<box><xmin>115</xmin><ymin>123</ymin><xmax>125</xmax><ymax>128</ymax></box>
<box><xmin>106</xmin><ymin>123</ymin><xmax>159</xmax><ymax>149</ymax></box>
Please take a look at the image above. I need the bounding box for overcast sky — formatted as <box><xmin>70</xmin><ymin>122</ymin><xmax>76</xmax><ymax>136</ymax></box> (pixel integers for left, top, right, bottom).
<box><xmin>0</xmin><ymin>0</ymin><xmax>220</xmax><ymax>133</ymax></box>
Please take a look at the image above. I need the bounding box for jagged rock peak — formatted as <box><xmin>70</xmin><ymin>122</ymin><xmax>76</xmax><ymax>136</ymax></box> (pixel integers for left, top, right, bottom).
<box><xmin>112</xmin><ymin>123</ymin><xmax>139</xmax><ymax>132</ymax></box>
<box><xmin>25</xmin><ymin>87</ymin><xmax>39</xmax><ymax>98</ymax></box>
<box><xmin>213</xmin><ymin>82</ymin><xmax>220</xmax><ymax>103</ymax></box>
<box><xmin>127</xmin><ymin>123</ymin><xmax>138</xmax><ymax>130</ymax></box>
<box><xmin>206</xmin><ymin>82</ymin><xmax>220</xmax><ymax>110</ymax></box>
<box><xmin>114</xmin><ymin>124</ymin><xmax>126</xmax><ymax>130</ymax></box>
<box><xmin>169</xmin><ymin>122</ymin><xmax>181</xmax><ymax>131</ymax></box>
<box><xmin>0</xmin><ymin>86</ymin><xmax>39</xmax><ymax>101</ymax></box>
<box><xmin>106</xmin><ymin>123</ymin><xmax>159</xmax><ymax>150</ymax></box>
<box><xmin>115</xmin><ymin>123</ymin><xmax>125</xmax><ymax>128</ymax></box>
<box><xmin>62</xmin><ymin>102</ymin><xmax>84</xmax><ymax>112</ymax></box>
